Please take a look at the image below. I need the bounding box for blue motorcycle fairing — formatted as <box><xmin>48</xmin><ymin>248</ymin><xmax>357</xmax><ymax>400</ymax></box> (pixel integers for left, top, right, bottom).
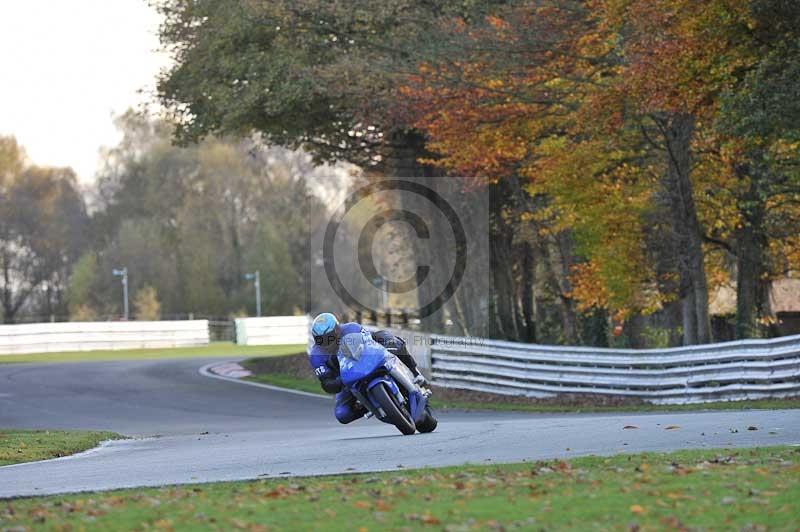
<box><xmin>337</xmin><ymin>330</ymin><xmax>396</xmax><ymax>387</ymax></box>
<box><xmin>367</xmin><ymin>375</ymin><xmax>399</xmax><ymax>394</ymax></box>
<box><xmin>366</xmin><ymin>370</ymin><xmax>426</xmax><ymax>424</ymax></box>
<box><xmin>366</xmin><ymin>376</ymin><xmax>400</xmax><ymax>410</ymax></box>
<box><xmin>408</xmin><ymin>390</ymin><xmax>428</xmax><ymax>424</ymax></box>
<box><xmin>337</xmin><ymin>327</ymin><xmax>423</xmax><ymax>424</ymax></box>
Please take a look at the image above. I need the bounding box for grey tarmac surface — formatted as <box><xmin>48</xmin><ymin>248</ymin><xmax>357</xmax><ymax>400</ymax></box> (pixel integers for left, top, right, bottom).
<box><xmin>0</xmin><ymin>358</ymin><xmax>798</xmax><ymax>498</ymax></box>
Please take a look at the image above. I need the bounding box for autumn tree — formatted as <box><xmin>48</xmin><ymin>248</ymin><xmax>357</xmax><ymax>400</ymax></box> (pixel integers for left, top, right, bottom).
<box><xmin>402</xmin><ymin>0</ymin><xmax>800</xmax><ymax>345</ymax></box>
<box><xmin>152</xmin><ymin>0</ymin><xmax>800</xmax><ymax>344</ymax></box>
<box><xmin>80</xmin><ymin>111</ymin><xmax>332</xmax><ymax>319</ymax></box>
<box><xmin>153</xmin><ymin>0</ymin><xmax>515</xmax><ymax>333</ymax></box>
<box><xmin>133</xmin><ymin>285</ymin><xmax>161</xmax><ymax>321</ymax></box>
<box><xmin>0</xmin><ymin>136</ymin><xmax>89</xmax><ymax>323</ymax></box>
<box><xmin>400</xmin><ymin>2</ymin><xmax>654</xmax><ymax>342</ymax></box>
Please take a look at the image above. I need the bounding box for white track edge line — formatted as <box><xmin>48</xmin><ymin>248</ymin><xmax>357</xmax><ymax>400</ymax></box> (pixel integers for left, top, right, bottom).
<box><xmin>199</xmin><ymin>361</ymin><xmax>331</xmax><ymax>400</ymax></box>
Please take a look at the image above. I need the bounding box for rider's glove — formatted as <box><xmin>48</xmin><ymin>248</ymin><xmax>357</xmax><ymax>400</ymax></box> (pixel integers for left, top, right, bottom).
<box><xmin>320</xmin><ymin>375</ymin><xmax>343</xmax><ymax>394</ymax></box>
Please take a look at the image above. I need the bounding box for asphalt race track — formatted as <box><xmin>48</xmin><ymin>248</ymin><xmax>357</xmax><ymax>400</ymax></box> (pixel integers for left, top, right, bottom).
<box><xmin>1</xmin><ymin>358</ymin><xmax>798</xmax><ymax>498</ymax></box>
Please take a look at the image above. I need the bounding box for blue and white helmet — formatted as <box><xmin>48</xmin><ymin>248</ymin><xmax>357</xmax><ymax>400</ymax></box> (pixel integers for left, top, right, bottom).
<box><xmin>311</xmin><ymin>312</ymin><xmax>340</xmax><ymax>347</ymax></box>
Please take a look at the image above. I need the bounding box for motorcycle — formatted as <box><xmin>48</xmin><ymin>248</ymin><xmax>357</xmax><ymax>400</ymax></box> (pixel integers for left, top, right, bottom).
<box><xmin>337</xmin><ymin>329</ymin><xmax>437</xmax><ymax>435</ymax></box>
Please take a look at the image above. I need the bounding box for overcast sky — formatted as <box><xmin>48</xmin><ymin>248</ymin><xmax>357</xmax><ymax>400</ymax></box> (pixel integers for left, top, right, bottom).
<box><xmin>0</xmin><ymin>0</ymin><xmax>170</xmax><ymax>183</ymax></box>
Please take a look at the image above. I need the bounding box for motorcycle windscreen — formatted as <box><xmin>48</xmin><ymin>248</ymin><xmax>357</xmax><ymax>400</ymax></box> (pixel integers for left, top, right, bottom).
<box><xmin>337</xmin><ymin>331</ymin><xmax>392</xmax><ymax>387</ymax></box>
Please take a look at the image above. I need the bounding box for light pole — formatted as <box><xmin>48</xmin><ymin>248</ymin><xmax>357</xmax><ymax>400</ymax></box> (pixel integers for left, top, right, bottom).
<box><xmin>112</xmin><ymin>267</ymin><xmax>129</xmax><ymax>320</ymax></box>
<box><xmin>244</xmin><ymin>270</ymin><xmax>261</xmax><ymax>317</ymax></box>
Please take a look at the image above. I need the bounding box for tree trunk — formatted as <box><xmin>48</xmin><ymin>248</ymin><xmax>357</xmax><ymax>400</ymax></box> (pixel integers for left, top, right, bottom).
<box><xmin>521</xmin><ymin>241</ymin><xmax>536</xmax><ymax>343</ymax></box>
<box><xmin>488</xmin><ymin>207</ymin><xmax>519</xmax><ymax>340</ymax></box>
<box><xmin>385</xmin><ymin>129</ymin><xmax>444</xmax><ymax>333</ymax></box>
<box><xmin>736</xmin><ymin>223</ymin><xmax>761</xmax><ymax>338</ymax></box>
<box><xmin>547</xmin><ymin>234</ymin><xmax>578</xmax><ymax>344</ymax></box>
<box><xmin>734</xmin><ymin>157</ymin><xmax>770</xmax><ymax>339</ymax></box>
<box><xmin>681</xmin><ymin>288</ymin><xmax>698</xmax><ymax>345</ymax></box>
<box><xmin>659</xmin><ymin>112</ymin><xmax>712</xmax><ymax>344</ymax></box>
<box><xmin>1</xmin><ymin>251</ymin><xmax>17</xmax><ymax>324</ymax></box>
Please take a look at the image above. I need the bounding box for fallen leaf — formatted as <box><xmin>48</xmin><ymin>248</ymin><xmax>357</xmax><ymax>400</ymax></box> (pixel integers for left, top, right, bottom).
<box><xmin>630</xmin><ymin>504</ymin><xmax>647</xmax><ymax>515</ymax></box>
<box><xmin>660</xmin><ymin>516</ymin><xmax>686</xmax><ymax>529</ymax></box>
<box><xmin>154</xmin><ymin>519</ymin><xmax>174</xmax><ymax>531</ymax></box>
<box><xmin>375</xmin><ymin>500</ymin><xmax>393</xmax><ymax>512</ymax></box>
<box><xmin>422</xmin><ymin>514</ymin><xmax>442</xmax><ymax>525</ymax></box>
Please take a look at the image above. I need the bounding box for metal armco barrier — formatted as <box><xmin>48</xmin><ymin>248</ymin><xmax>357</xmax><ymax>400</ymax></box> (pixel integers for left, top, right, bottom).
<box><xmin>428</xmin><ymin>334</ymin><xmax>800</xmax><ymax>405</ymax></box>
<box><xmin>0</xmin><ymin>321</ymin><xmax>210</xmax><ymax>355</ymax></box>
<box><xmin>235</xmin><ymin>316</ymin><xmax>311</xmax><ymax>346</ymax></box>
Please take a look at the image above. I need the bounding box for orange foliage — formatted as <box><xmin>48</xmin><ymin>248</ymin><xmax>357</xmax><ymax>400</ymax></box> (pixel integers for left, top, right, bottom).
<box><xmin>400</xmin><ymin>0</ymin><xmax>798</xmax><ymax>318</ymax></box>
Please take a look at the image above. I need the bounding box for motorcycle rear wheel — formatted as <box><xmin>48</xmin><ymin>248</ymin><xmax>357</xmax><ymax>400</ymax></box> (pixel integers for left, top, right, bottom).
<box><xmin>371</xmin><ymin>383</ymin><xmax>416</xmax><ymax>435</ymax></box>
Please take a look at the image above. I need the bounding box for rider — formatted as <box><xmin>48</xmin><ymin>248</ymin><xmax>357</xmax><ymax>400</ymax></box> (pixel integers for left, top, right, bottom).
<box><xmin>309</xmin><ymin>312</ymin><xmax>428</xmax><ymax>424</ymax></box>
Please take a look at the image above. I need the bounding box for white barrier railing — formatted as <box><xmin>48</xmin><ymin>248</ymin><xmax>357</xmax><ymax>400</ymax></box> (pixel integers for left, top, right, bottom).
<box><xmin>428</xmin><ymin>334</ymin><xmax>800</xmax><ymax>404</ymax></box>
<box><xmin>235</xmin><ymin>316</ymin><xmax>310</xmax><ymax>346</ymax></box>
<box><xmin>0</xmin><ymin>321</ymin><xmax>210</xmax><ymax>355</ymax></box>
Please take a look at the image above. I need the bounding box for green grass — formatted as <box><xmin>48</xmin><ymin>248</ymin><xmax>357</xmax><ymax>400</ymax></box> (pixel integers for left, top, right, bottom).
<box><xmin>0</xmin><ymin>343</ymin><xmax>307</xmax><ymax>365</ymax></box>
<box><xmin>0</xmin><ymin>430</ymin><xmax>122</xmax><ymax>467</ymax></box>
<box><xmin>1</xmin><ymin>447</ymin><xmax>797</xmax><ymax>530</ymax></box>
<box><xmin>435</xmin><ymin>397</ymin><xmax>800</xmax><ymax>414</ymax></box>
<box><xmin>246</xmin><ymin>373</ymin><xmax>325</xmax><ymax>395</ymax></box>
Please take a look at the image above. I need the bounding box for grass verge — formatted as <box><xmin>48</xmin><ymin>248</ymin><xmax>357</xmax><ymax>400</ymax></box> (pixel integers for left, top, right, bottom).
<box><xmin>245</xmin><ymin>373</ymin><xmax>324</xmax><ymax>395</ymax></box>
<box><xmin>1</xmin><ymin>447</ymin><xmax>798</xmax><ymax>530</ymax></box>
<box><xmin>434</xmin><ymin>397</ymin><xmax>800</xmax><ymax>414</ymax></box>
<box><xmin>241</xmin><ymin>354</ymin><xmax>800</xmax><ymax>414</ymax></box>
<box><xmin>0</xmin><ymin>430</ymin><xmax>122</xmax><ymax>467</ymax></box>
<box><xmin>0</xmin><ymin>343</ymin><xmax>306</xmax><ymax>365</ymax></box>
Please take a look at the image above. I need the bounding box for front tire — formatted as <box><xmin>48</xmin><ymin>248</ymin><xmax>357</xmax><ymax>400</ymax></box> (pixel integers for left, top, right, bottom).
<box><xmin>371</xmin><ymin>383</ymin><xmax>416</xmax><ymax>435</ymax></box>
<box><xmin>416</xmin><ymin>407</ymin><xmax>438</xmax><ymax>433</ymax></box>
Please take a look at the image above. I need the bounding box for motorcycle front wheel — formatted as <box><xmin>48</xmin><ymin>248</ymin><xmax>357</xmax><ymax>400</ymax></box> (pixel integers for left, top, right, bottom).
<box><xmin>370</xmin><ymin>383</ymin><xmax>416</xmax><ymax>435</ymax></box>
<box><xmin>416</xmin><ymin>406</ymin><xmax>438</xmax><ymax>433</ymax></box>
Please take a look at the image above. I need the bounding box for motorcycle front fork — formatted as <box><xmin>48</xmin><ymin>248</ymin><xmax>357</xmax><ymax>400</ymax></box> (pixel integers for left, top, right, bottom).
<box><xmin>360</xmin><ymin>362</ymin><xmax>430</xmax><ymax>420</ymax></box>
<box><xmin>390</xmin><ymin>360</ymin><xmax>419</xmax><ymax>397</ymax></box>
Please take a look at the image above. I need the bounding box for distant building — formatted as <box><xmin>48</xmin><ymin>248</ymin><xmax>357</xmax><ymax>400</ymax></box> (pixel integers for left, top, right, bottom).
<box><xmin>710</xmin><ymin>278</ymin><xmax>800</xmax><ymax>338</ymax></box>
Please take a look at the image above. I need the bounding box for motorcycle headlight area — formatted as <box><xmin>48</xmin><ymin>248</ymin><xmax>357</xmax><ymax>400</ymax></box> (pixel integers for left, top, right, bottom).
<box><xmin>339</xmin><ymin>331</ymin><xmax>373</xmax><ymax>360</ymax></box>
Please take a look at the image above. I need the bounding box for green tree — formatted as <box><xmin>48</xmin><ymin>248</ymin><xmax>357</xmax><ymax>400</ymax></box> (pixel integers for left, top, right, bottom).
<box><xmin>67</xmin><ymin>253</ymin><xmax>99</xmax><ymax>318</ymax></box>
<box><xmin>154</xmin><ymin>0</ymin><xmax>493</xmax><ymax>166</ymax></box>
<box><xmin>712</xmin><ymin>0</ymin><xmax>800</xmax><ymax>338</ymax></box>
